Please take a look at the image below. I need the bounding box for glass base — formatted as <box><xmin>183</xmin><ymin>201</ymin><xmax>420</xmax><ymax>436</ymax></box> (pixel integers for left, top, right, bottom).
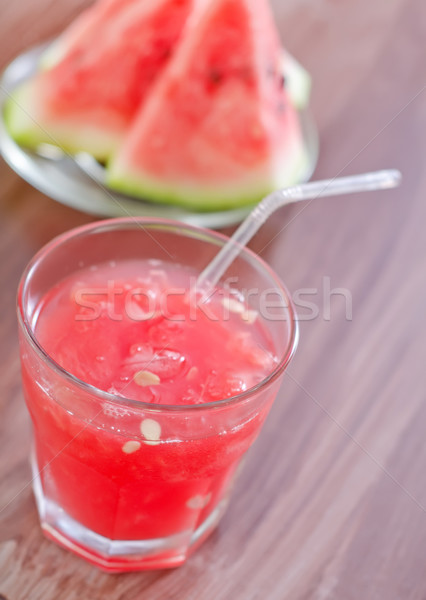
<box><xmin>31</xmin><ymin>452</ymin><xmax>228</xmax><ymax>572</ymax></box>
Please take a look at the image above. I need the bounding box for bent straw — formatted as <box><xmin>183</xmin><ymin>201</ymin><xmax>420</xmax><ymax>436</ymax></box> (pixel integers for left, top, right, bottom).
<box><xmin>196</xmin><ymin>169</ymin><xmax>401</xmax><ymax>291</ymax></box>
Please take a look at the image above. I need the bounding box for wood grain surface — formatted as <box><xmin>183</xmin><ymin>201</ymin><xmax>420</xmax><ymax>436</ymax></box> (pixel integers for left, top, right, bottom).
<box><xmin>1</xmin><ymin>0</ymin><xmax>426</xmax><ymax>598</ymax></box>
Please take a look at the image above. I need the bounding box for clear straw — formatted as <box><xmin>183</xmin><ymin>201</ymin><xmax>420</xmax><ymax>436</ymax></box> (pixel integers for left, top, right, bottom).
<box><xmin>197</xmin><ymin>169</ymin><xmax>401</xmax><ymax>291</ymax></box>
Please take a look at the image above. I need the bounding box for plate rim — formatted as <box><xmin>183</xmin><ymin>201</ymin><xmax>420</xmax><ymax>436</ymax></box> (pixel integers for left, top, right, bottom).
<box><xmin>0</xmin><ymin>43</ymin><xmax>319</xmax><ymax>229</ymax></box>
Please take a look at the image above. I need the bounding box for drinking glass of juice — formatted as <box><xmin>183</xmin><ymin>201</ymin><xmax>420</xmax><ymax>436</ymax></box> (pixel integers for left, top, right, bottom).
<box><xmin>17</xmin><ymin>218</ymin><xmax>298</xmax><ymax>572</ymax></box>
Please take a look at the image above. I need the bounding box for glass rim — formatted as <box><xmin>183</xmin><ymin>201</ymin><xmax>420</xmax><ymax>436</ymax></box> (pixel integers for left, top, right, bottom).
<box><xmin>17</xmin><ymin>217</ymin><xmax>299</xmax><ymax>413</ymax></box>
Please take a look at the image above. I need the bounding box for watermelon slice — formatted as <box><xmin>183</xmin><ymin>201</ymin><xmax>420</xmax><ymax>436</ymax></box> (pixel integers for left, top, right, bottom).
<box><xmin>107</xmin><ymin>0</ymin><xmax>310</xmax><ymax>210</ymax></box>
<box><xmin>5</xmin><ymin>0</ymin><xmax>194</xmax><ymax>160</ymax></box>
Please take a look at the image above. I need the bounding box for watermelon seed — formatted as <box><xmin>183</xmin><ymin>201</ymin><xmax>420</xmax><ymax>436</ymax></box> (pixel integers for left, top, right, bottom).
<box><xmin>161</xmin><ymin>46</ymin><xmax>171</xmax><ymax>60</ymax></box>
<box><xmin>140</xmin><ymin>418</ymin><xmax>162</xmax><ymax>445</ymax></box>
<box><xmin>186</xmin><ymin>493</ymin><xmax>212</xmax><ymax>510</ymax></box>
<box><xmin>122</xmin><ymin>440</ymin><xmax>141</xmax><ymax>454</ymax></box>
<box><xmin>186</xmin><ymin>366</ymin><xmax>199</xmax><ymax>381</ymax></box>
<box><xmin>209</xmin><ymin>68</ymin><xmax>223</xmax><ymax>84</ymax></box>
<box><xmin>134</xmin><ymin>370</ymin><xmax>161</xmax><ymax>387</ymax></box>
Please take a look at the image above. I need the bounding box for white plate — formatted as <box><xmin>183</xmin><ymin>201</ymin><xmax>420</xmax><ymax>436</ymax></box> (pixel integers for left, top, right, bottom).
<box><xmin>0</xmin><ymin>44</ymin><xmax>319</xmax><ymax>229</ymax></box>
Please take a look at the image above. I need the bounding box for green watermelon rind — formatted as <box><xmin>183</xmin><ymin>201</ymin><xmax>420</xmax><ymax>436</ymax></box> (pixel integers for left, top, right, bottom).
<box><xmin>107</xmin><ymin>143</ymin><xmax>310</xmax><ymax>211</ymax></box>
<box><xmin>4</xmin><ymin>82</ymin><xmax>119</xmax><ymax>160</ymax></box>
<box><xmin>282</xmin><ymin>52</ymin><xmax>311</xmax><ymax>110</ymax></box>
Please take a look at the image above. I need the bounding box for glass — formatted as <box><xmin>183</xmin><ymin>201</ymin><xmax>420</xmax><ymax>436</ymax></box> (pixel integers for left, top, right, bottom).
<box><xmin>17</xmin><ymin>218</ymin><xmax>298</xmax><ymax>572</ymax></box>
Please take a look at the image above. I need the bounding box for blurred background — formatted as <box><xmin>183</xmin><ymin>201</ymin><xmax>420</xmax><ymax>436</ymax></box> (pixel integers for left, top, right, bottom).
<box><xmin>1</xmin><ymin>1</ymin><xmax>425</xmax><ymax>598</ymax></box>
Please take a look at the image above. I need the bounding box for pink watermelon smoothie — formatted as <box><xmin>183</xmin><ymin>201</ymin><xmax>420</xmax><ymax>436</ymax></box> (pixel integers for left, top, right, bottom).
<box><xmin>24</xmin><ymin>259</ymin><xmax>279</xmax><ymax>553</ymax></box>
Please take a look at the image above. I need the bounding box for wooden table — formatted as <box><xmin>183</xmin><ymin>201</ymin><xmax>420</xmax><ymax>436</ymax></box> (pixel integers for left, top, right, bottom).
<box><xmin>1</xmin><ymin>1</ymin><xmax>425</xmax><ymax>598</ymax></box>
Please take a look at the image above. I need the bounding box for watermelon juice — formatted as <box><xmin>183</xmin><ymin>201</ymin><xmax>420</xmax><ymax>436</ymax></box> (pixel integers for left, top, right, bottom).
<box><xmin>17</xmin><ymin>218</ymin><xmax>298</xmax><ymax>572</ymax></box>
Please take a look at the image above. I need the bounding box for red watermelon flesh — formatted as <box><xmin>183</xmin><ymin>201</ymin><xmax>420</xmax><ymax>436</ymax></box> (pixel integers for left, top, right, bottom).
<box><xmin>107</xmin><ymin>0</ymin><xmax>309</xmax><ymax>209</ymax></box>
<box><xmin>6</xmin><ymin>0</ymin><xmax>194</xmax><ymax>159</ymax></box>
